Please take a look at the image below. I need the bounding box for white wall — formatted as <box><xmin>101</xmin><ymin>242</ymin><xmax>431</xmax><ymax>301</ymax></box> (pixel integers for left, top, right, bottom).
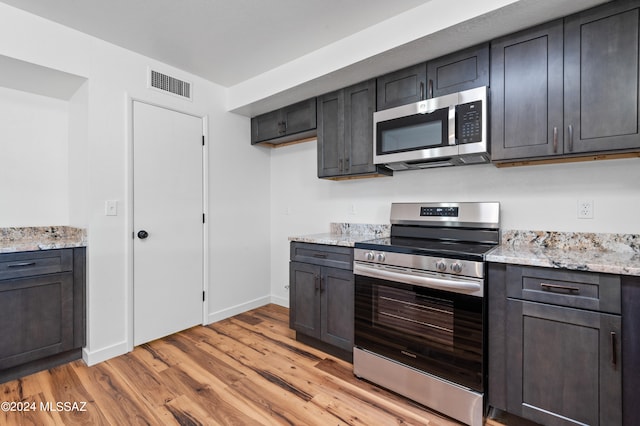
<box><xmin>0</xmin><ymin>4</ymin><xmax>271</xmax><ymax>365</ymax></box>
<box><xmin>0</xmin><ymin>87</ymin><xmax>69</xmax><ymax>226</ymax></box>
<box><xmin>269</xmin><ymin>140</ymin><xmax>640</xmax><ymax>305</ymax></box>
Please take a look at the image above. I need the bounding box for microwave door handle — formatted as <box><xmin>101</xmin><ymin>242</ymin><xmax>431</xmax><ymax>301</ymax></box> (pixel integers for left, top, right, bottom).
<box><xmin>448</xmin><ymin>105</ymin><xmax>456</xmax><ymax>145</ymax></box>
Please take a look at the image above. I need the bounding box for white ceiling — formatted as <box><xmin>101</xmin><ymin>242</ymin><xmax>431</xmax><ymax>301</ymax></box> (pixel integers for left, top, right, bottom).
<box><xmin>0</xmin><ymin>0</ymin><xmax>431</xmax><ymax>87</ymax></box>
<box><xmin>0</xmin><ymin>0</ymin><xmax>611</xmax><ymax>115</ymax></box>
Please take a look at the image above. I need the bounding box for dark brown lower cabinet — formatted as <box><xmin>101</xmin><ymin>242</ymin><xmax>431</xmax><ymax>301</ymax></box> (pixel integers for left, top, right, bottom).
<box><xmin>489</xmin><ymin>263</ymin><xmax>625</xmax><ymax>425</ymax></box>
<box><xmin>0</xmin><ymin>248</ymin><xmax>85</xmax><ymax>383</ymax></box>
<box><xmin>289</xmin><ymin>242</ymin><xmax>354</xmax><ymax>361</ymax></box>
<box><xmin>505</xmin><ymin>299</ymin><xmax>621</xmax><ymax>426</ymax></box>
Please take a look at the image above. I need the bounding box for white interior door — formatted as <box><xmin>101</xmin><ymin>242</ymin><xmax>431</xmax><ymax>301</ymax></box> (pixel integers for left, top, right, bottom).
<box><xmin>133</xmin><ymin>101</ymin><xmax>204</xmax><ymax>346</ymax></box>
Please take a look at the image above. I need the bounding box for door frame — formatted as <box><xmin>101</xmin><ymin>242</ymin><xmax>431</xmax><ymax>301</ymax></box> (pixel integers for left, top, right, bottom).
<box><xmin>125</xmin><ymin>95</ymin><xmax>209</xmax><ymax>352</ymax></box>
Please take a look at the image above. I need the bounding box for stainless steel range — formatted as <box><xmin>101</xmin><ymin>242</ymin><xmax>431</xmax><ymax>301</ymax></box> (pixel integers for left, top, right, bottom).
<box><xmin>353</xmin><ymin>201</ymin><xmax>500</xmax><ymax>426</ymax></box>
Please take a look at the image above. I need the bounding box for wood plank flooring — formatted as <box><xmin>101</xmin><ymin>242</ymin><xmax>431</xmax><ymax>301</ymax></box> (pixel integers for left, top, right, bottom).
<box><xmin>1</xmin><ymin>304</ymin><xmax>498</xmax><ymax>426</ymax></box>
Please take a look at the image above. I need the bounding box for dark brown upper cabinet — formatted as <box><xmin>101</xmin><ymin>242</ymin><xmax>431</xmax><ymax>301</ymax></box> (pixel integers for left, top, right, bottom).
<box><xmin>376</xmin><ymin>43</ymin><xmax>489</xmax><ymax>111</ymax></box>
<box><xmin>251</xmin><ymin>98</ymin><xmax>317</xmax><ymax>146</ymax></box>
<box><xmin>490</xmin><ymin>20</ymin><xmax>564</xmax><ymax>161</ymax></box>
<box><xmin>426</xmin><ymin>43</ymin><xmax>489</xmax><ymax>98</ymax></box>
<box><xmin>317</xmin><ymin>80</ymin><xmax>392</xmax><ymax>179</ymax></box>
<box><xmin>491</xmin><ymin>0</ymin><xmax>640</xmax><ymax>163</ymax></box>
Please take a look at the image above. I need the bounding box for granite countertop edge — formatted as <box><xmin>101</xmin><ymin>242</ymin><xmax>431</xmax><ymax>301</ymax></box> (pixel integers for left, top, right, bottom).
<box><xmin>290</xmin><ymin>225</ymin><xmax>640</xmax><ymax>277</ymax></box>
<box><xmin>487</xmin><ymin>230</ymin><xmax>640</xmax><ymax>277</ymax></box>
<box><xmin>0</xmin><ymin>226</ymin><xmax>88</xmax><ymax>253</ymax></box>
<box><xmin>288</xmin><ymin>232</ymin><xmax>379</xmax><ymax>247</ymax></box>
<box><xmin>288</xmin><ymin>223</ymin><xmax>390</xmax><ymax>248</ymax></box>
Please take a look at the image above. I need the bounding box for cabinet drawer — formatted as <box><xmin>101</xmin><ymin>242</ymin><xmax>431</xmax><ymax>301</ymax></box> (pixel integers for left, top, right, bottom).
<box><xmin>290</xmin><ymin>242</ymin><xmax>353</xmax><ymax>270</ymax></box>
<box><xmin>0</xmin><ymin>249</ymin><xmax>73</xmax><ymax>280</ymax></box>
<box><xmin>506</xmin><ymin>265</ymin><xmax>620</xmax><ymax>314</ymax></box>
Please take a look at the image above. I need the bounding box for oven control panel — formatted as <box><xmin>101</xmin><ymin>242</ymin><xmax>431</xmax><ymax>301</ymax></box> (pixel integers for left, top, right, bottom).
<box><xmin>354</xmin><ymin>249</ymin><xmax>484</xmax><ymax>279</ymax></box>
<box><xmin>420</xmin><ymin>206</ymin><xmax>458</xmax><ymax>217</ymax></box>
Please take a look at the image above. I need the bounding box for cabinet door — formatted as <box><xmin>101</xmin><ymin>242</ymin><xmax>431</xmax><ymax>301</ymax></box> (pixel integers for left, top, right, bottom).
<box><xmin>564</xmin><ymin>1</ymin><xmax>640</xmax><ymax>154</ymax></box>
<box><xmin>506</xmin><ymin>299</ymin><xmax>621</xmax><ymax>426</ymax></box>
<box><xmin>281</xmin><ymin>98</ymin><xmax>316</xmax><ymax>136</ymax></box>
<box><xmin>251</xmin><ymin>109</ymin><xmax>283</xmax><ymax>144</ymax></box>
<box><xmin>376</xmin><ymin>63</ymin><xmax>427</xmax><ymax>111</ymax></box>
<box><xmin>289</xmin><ymin>262</ymin><xmax>321</xmax><ymax>339</ymax></box>
<box><xmin>427</xmin><ymin>43</ymin><xmax>489</xmax><ymax>98</ymax></box>
<box><xmin>320</xmin><ymin>267</ymin><xmax>354</xmax><ymax>352</ymax></box>
<box><xmin>0</xmin><ymin>273</ymin><xmax>74</xmax><ymax>369</ymax></box>
<box><xmin>490</xmin><ymin>20</ymin><xmax>564</xmax><ymax>161</ymax></box>
<box><xmin>622</xmin><ymin>276</ymin><xmax>640</xmax><ymax>426</ymax></box>
<box><xmin>344</xmin><ymin>79</ymin><xmax>377</xmax><ymax>176</ymax></box>
<box><xmin>317</xmin><ymin>90</ymin><xmax>345</xmax><ymax>178</ymax></box>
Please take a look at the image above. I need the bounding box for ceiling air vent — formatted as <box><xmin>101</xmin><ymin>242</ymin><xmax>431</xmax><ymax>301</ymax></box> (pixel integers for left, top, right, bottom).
<box><xmin>148</xmin><ymin>69</ymin><xmax>192</xmax><ymax>100</ymax></box>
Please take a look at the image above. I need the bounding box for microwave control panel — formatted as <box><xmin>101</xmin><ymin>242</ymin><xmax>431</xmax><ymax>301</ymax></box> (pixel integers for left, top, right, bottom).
<box><xmin>456</xmin><ymin>101</ymin><xmax>482</xmax><ymax>144</ymax></box>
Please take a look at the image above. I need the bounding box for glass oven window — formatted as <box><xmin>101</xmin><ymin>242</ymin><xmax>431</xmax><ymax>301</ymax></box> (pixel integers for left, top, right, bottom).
<box><xmin>355</xmin><ymin>275</ymin><xmax>484</xmax><ymax>392</ymax></box>
<box><xmin>376</xmin><ymin>285</ymin><xmax>454</xmax><ymax>350</ymax></box>
<box><xmin>376</xmin><ymin>107</ymin><xmax>449</xmax><ymax>154</ymax></box>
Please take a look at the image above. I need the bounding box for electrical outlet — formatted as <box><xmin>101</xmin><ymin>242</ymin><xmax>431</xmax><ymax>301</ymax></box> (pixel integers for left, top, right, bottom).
<box><xmin>577</xmin><ymin>200</ymin><xmax>594</xmax><ymax>219</ymax></box>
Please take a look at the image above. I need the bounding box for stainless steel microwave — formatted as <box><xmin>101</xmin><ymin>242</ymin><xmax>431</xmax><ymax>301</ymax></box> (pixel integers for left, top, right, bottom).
<box><xmin>373</xmin><ymin>86</ymin><xmax>488</xmax><ymax>170</ymax></box>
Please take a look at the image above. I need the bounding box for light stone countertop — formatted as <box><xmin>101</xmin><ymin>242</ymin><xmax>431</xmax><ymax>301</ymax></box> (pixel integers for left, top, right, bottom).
<box><xmin>288</xmin><ymin>223</ymin><xmax>390</xmax><ymax>248</ymax></box>
<box><xmin>0</xmin><ymin>226</ymin><xmax>87</xmax><ymax>253</ymax></box>
<box><xmin>290</xmin><ymin>226</ymin><xmax>640</xmax><ymax>277</ymax></box>
<box><xmin>487</xmin><ymin>230</ymin><xmax>640</xmax><ymax>277</ymax></box>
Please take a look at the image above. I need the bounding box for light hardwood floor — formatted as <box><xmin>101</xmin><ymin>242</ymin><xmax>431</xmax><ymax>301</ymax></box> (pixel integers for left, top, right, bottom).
<box><xmin>1</xmin><ymin>304</ymin><xmax>503</xmax><ymax>425</ymax></box>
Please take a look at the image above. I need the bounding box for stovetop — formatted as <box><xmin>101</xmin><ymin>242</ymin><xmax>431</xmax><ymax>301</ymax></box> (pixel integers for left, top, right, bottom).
<box><xmin>355</xmin><ymin>236</ymin><xmax>496</xmax><ymax>261</ymax></box>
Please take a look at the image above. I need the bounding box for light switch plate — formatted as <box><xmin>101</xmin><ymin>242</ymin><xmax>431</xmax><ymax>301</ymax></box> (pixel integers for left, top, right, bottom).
<box><xmin>105</xmin><ymin>200</ymin><xmax>118</xmax><ymax>216</ymax></box>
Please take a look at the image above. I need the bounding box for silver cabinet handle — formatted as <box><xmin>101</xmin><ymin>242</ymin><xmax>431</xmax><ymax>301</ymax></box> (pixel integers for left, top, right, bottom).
<box><xmin>8</xmin><ymin>262</ymin><xmax>36</xmax><ymax>268</ymax></box>
<box><xmin>553</xmin><ymin>127</ymin><xmax>558</xmax><ymax>153</ymax></box>
<box><xmin>611</xmin><ymin>331</ymin><xmax>618</xmax><ymax>368</ymax></box>
<box><xmin>540</xmin><ymin>282</ymin><xmax>580</xmax><ymax>293</ymax></box>
<box><xmin>428</xmin><ymin>79</ymin><xmax>434</xmax><ymax>98</ymax></box>
<box><xmin>568</xmin><ymin>124</ymin><xmax>574</xmax><ymax>152</ymax></box>
<box><xmin>419</xmin><ymin>82</ymin><xmax>425</xmax><ymax>100</ymax></box>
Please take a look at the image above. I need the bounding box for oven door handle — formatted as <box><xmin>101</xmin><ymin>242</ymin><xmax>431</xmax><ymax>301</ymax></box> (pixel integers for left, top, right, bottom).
<box><xmin>354</xmin><ymin>263</ymin><xmax>483</xmax><ymax>297</ymax></box>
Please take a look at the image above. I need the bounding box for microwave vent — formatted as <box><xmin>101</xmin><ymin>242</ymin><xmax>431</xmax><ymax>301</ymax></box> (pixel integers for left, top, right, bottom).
<box><xmin>459</xmin><ymin>154</ymin><xmax>490</xmax><ymax>164</ymax></box>
<box><xmin>148</xmin><ymin>69</ymin><xmax>192</xmax><ymax>100</ymax></box>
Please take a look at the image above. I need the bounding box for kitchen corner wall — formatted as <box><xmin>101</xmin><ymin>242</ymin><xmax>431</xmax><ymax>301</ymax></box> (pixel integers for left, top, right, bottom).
<box><xmin>0</xmin><ymin>4</ymin><xmax>271</xmax><ymax>365</ymax></box>
<box><xmin>269</xmin><ymin>140</ymin><xmax>640</xmax><ymax>306</ymax></box>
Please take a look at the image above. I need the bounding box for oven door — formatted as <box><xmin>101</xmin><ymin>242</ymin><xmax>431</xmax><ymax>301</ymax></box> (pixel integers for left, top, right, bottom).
<box><xmin>354</xmin><ymin>272</ymin><xmax>485</xmax><ymax>392</ymax></box>
<box><xmin>373</xmin><ymin>93</ymin><xmax>458</xmax><ymax>165</ymax></box>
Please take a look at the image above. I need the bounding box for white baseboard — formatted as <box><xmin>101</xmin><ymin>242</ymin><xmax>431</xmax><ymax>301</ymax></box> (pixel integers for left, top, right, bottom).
<box><xmin>82</xmin><ymin>340</ymin><xmax>129</xmax><ymax>366</ymax></box>
<box><xmin>82</xmin><ymin>295</ymin><xmax>288</xmax><ymax>365</ymax></box>
<box><xmin>206</xmin><ymin>295</ymin><xmax>271</xmax><ymax>324</ymax></box>
<box><xmin>270</xmin><ymin>294</ymin><xmax>289</xmax><ymax>308</ymax></box>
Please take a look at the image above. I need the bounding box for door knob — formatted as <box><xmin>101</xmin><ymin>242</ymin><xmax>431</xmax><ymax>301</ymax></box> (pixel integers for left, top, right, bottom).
<box><xmin>137</xmin><ymin>230</ymin><xmax>149</xmax><ymax>239</ymax></box>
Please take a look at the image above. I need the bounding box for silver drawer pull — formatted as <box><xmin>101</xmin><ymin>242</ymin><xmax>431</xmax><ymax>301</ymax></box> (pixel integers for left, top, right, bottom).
<box><xmin>7</xmin><ymin>262</ymin><xmax>37</xmax><ymax>268</ymax></box>
<box><xmin>312</xmin><ymin>253</ymin><xmax>328</xmax><ymax>259</ymax></box>
<box><xmin>540</xmin><ymin>282</ymin><xmax>580</xmax><ymax>293</ymax></box>
<box><xmin>611</xmin><ymin>331</ymin><xmax>618</xmax><ymax>368</ymax></box>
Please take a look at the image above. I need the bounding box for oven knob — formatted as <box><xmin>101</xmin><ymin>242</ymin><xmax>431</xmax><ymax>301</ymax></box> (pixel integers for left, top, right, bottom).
<box><xmin>366</xmin><ymin>251</ymin><xmax>375</xmax><ymax>261</ymax></box>
<box><xmin>451</xmin><ymin>262</ymin><xmax>463</xmax><ymax>273</ymax></box>
<box><xmin>376</xmin><ymin>253</ymin><xmax>386</xmax><ymax>262</ymax></box>
<box><xmin>435</xmin><ymin>260</ymin><xmax>447</xmax><ymax>272</ymax></box>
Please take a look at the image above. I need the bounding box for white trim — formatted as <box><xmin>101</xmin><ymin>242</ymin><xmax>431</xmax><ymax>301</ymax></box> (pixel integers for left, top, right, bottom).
<box><xmin>82</xmin><ymin>341</ymin><xmax>129</xmax><ymax>366</ymax></box>
<box><xmin>125</xmin><ymin>93</ymin><xmax>209</xmax><ymax>354</ymax></box>
<box><xmin>202</xmin><ymin>116</ymin><xmax>209</xmax><ymax>325</ymax></box>
<box><xmin>206</xmin><ymin>296</ymin><xmax>271</xmax><ymax>324</ymax></box>
<box><xmin>270</xmin><ymin>294</ymin><xmax>289</xmax><ymax>308</ymax></box>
